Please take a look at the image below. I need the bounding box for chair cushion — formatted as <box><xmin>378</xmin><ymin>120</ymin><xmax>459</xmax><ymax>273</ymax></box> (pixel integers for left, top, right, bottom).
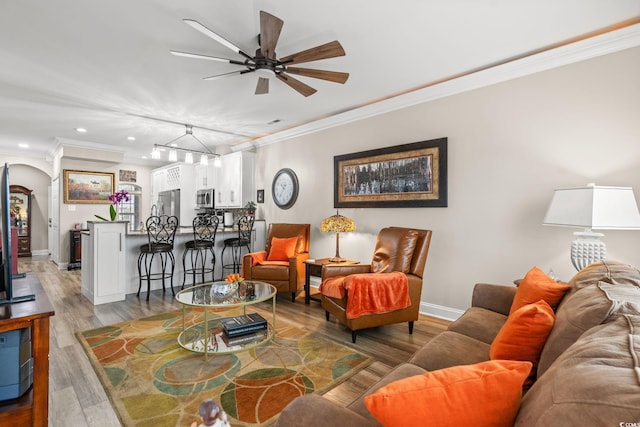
<box><xmin>364</xmin><ymin>360</ymin><xmax>532</xmax><ymax>427</ymax></box>
<box><xmin>371</xmin><ymin>228</ymin><xmax>419</xmax><ymax>273</ymax></box>
<box><xmin>267</xmin><ymin>236</ymin><xmax>298</xmax><ymax>261</ymax></box>
<box><xmin>510</xmin><ymin>266</ymin><xmax>570</xmax><ymax>314</ymax></box>
<box><xmin>490</xmin><ymin>300</ymin><xmax>555</xmax><ymax>387</ymax></box>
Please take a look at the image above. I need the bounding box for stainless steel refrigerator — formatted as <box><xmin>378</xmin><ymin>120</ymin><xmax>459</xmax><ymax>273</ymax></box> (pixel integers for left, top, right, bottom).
<box><xmin>157</xmin><ymin>189</ymin><xmax>180</xmax><ymax>222</ymax></box>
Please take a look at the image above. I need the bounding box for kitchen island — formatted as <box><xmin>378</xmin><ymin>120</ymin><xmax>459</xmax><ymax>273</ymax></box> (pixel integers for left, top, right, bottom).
<box><xmin>81</xmin><ymin>219</ymin><xmax>265</xmax><ymax>305</ymax></box>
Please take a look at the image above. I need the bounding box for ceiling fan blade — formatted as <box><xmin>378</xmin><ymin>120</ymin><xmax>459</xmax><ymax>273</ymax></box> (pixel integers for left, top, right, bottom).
<box><xmin>285</xmin><ymin>67</ymin><xmax>349</xmax><ymax>84</ymax></box>
<box><xmin>170</xmin><ymin>50</ymin><xmax>246</xmax><ymax>66</ymax></box>
<box><xmin>259</xmin><ymin>11</ymin><xmax>284</xmax><ymax>59</ymax></box>
<box><xmin>255</xmin><ymin>77</ymin><xmax>269</xmax><ymax>95</ymax></box>
<box><xmin>276</xmin><ymin>73</ymin><xmax>317</xmax><ymax>97</ymax></box>
<box><xmin>279</xmin><ymin>40</ymin><xmax>346</xmax><ymax>65</ymax></box>
<box><xmin>183</xmin><ymin>19</ymin><xmax>253</xmax><ymax>61</ymax></box>
<box><xmin>202</xmin><ymin>70</ymin><xmax>245</xmax><ymax>81</ymax></box>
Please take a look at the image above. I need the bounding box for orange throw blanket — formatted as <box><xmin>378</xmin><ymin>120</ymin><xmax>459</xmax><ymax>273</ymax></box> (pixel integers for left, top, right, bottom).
<box><xmin>242</xmin><ymin>252</ymin><xmax>289</xmax><ymax>276</ymax></box>
<box><xmin>320</xmin><ymin>271</ymin><xmax>411</xmax><ymax>319</ymax></box>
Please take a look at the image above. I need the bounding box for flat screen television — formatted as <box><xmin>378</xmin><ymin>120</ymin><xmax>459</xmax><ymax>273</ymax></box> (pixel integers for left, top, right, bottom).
<box><xmin>0</xmin><ymin>163</ymin><xmax>34</xmax><ymax>305</ymax></box>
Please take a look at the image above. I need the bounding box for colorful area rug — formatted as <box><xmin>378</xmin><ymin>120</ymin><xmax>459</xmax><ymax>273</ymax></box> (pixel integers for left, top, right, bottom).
<box><xmin>77</xmin><ymin>308</ymin><xmax>371</xmax><ymax>427</ymax></box>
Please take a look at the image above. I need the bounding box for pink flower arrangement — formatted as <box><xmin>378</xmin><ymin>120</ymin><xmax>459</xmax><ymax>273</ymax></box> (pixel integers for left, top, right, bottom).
<box><xmin>95</xmin><ymin>190</ymin><xmax>129</xmax><ymax>221</ymax></box>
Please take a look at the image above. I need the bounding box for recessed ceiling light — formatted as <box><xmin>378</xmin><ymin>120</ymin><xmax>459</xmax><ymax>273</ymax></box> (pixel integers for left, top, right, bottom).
<box><xmin>75</xmin><ymin>127</ymin><xmax>87</xmax><ymax>133</ymax></box>
<box><xmin>18</xmin><ymin>143</ymin><xmax>29</xmax><ymax>148</ymax></box>
<box><xmin>127</xmin><ymin>136</ymin><xmax>136</xmax><ymax>141</ymax></box>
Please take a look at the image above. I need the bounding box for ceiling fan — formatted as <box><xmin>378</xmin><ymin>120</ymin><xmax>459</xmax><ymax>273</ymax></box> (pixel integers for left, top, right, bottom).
<box><xmin>170</xmin><ymin>10</ymin><xmax>349</xmax><ymax>97</ymax></box>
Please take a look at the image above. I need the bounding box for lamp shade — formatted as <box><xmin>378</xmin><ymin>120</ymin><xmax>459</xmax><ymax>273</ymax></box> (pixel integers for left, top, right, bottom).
<box><xmin>321</xmin><ymin>211</ymin><xmax>356</xmax><ymax>233</ymax></box>
<box><xmin>543</xmin><ymin>185</ymin><xmax>640</xmax><ymax>230</ymax></box>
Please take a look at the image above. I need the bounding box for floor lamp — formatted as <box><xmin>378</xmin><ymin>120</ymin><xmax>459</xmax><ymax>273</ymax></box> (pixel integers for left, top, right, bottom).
<box><xmin>543</xmin><ymin>185</ymin><xmax>640</xmax><ymax>270</ymax></box>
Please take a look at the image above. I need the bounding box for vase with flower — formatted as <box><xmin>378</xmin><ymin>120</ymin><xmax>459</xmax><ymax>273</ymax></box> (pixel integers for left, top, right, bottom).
<box><xmin>95</xmin><ymin>190</ymin><xmax>129</xmax><ymax>221</ymax></box>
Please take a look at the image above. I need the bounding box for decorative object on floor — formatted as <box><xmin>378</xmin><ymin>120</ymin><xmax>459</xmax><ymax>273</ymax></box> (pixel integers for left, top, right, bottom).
<box><xmin>77</xmin><ymin>308</ymin><xmax>371</xmax><ymax>427</ymax></box>
<box><xmin>191</xmin><ymin>398</ymin><xmax>230</xmax><ymax>427</ymax></box>
<box><xmin>320</xmin><ymin>210</ymin><xmax>356</xmax><ymax>262</ymax></box>
<box><xmin>333</xmin><ymin>137</ymin><xmax>447</xmax><ymax>208</ymax></box>
<box><xmin>171</xmin><ymin>11</ymin><xmax>349</xmax><ymax>97</ymax></box>
<box><xmin>543</xmin><ymin>184</ymin><xmax>640</xmax><ymax>270</ymax></box>
<box><xmin>272</xmin><ymin>168</ymin><xmax>299</xmax><ymax>209</ymax></box>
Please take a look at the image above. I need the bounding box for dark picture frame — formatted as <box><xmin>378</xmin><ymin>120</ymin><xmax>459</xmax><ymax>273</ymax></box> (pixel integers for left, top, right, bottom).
<box><xmin>334</xmin><ymin>137</ymin><xmax>447</xmax><ymax>208</ymax></box>
<box><xmin>63</xmin><ymin>169</ymin><xmax>115</xmax><ymax>204</ymax></box>
<box><xmin>257</xmin><ymin>189</ymin><xmax>265</xmax><ymax>204</ymax></box>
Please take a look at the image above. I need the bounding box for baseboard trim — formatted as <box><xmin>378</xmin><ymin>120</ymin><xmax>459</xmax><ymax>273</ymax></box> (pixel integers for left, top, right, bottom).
<box><xmin>420</xmin><ymin>302</ymin><xmax>464</xmax><ymax>322</ymax></box>
<box><xmin>31</xmin><ymin>249</ymin><xmax>49</xmax><ymax>257</ymax></box>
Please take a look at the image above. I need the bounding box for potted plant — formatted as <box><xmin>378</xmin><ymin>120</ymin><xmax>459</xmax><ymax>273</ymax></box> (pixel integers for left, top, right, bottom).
<box><xmin>244</xmin><ymin>201</ymin><xmax>256</xmax><ymax>216</ymax></box>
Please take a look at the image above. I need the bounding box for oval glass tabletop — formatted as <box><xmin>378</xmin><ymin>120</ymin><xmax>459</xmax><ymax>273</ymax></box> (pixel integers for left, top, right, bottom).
<box><xmin>176</xmin><ymin>280</ymin><xmax>276</xmax><ymax>307</ymax></box>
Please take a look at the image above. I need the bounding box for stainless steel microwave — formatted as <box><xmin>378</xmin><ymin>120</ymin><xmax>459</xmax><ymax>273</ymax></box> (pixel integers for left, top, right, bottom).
<box><xmin>196</xmin><ymin>188</ymin><xmax>215</xmax><ymax>209</ymax></box>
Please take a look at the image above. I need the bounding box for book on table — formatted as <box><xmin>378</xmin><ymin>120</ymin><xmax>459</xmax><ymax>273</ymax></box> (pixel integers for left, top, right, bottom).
<box><xmin>220</xmin><ymin>329</ymin><xmax>269</xmax><ymax>347</ymax></box>
<box><xmin>221</xmin><ymin>313</ymin><xmax>268</xmax><ymax>337</ymax></box>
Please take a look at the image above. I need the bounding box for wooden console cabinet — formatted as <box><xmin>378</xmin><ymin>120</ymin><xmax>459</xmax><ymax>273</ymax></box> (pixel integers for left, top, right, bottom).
<box><xmin>0</xmin><ymin>274</ymin><xmax>55</xmax><ymax>426</ymax></box>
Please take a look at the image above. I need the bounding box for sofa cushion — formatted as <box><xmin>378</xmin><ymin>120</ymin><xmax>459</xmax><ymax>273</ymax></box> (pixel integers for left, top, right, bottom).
<box><xmin>490</xmin><ymin>300</ymin><xmax>555</xmax><ymax>386</ymax></box>
<box><xmin>537</xmin><ymin>281</ymin><xmax>640</xmax><ymax>376</ymax></box>
<box><xmin>516</xmin><ymin>314</ymin><xmax>640</xmax><ymax>426</ymax></box>
<box><xmin>347</xmin><ymin>363</ymin><xmax>427</xmax><ymax>425</ymax></box>
<box><xmin>409</xmin><ymin>331</ymin><xmax>490</xmax><ymax>371</ymax></box>
<box><xmin>364</xmin><ymin>360</ymin><xmax>532</xmax><ymax>427</ymax></box>
<box><xmin>371</xmin><ymin>228</ymin><xmax>418</xmax><ymax>273</ymax></box>
<box><xmin>447</xmin><ymin>306</ymin><xmax>508</xmax><ymax>344</ymax></box>
<box><xmin>564</xmin><ymin>260</ymin><xmax>640</xmax><ymax>299</ymax></box>
<box><xmin>510</xmin><ymin>267</ymin><xmax>570</xmax><ymax>314</ymax></box>
<box><xmin>267</xmin><ymin>236</ymin><xmax>298</xmax><ymax>261</ymax></box>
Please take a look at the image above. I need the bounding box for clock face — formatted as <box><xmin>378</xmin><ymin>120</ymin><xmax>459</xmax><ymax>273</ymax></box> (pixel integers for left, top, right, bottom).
<box><xmin>272</xmin><ymin>168</ymin><xmax>299</xmax><ymax>209</ymax></box>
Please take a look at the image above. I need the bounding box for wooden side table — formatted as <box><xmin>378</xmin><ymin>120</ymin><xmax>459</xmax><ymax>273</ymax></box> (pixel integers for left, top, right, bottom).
<box><xmin>304</xmin><ymin>258</ymin><xmax>359</xmax><ymax>304</ymax></box>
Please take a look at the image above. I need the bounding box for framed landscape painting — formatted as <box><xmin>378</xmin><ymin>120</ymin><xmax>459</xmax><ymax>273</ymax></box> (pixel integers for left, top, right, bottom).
<box><xmin>63</xmin><ymin>170</ymin><xmax>115</xmax><ymax>204</ymax></box>
<box><xmin>334</xmin><ymin>137</ymin><xmax>447</xmax><ymax>208</ymax></box>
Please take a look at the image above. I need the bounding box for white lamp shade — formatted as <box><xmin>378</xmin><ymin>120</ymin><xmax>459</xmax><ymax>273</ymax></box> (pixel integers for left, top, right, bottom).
<box><xmin>543</xmin><ymin>186</ymin><xmax>640</xmax><ymax>230</ymax></box>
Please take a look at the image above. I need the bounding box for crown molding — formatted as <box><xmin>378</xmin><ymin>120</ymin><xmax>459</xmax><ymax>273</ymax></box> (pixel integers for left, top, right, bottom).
<box><xmin>240</xmin><ymin>21</ymin><xmax>640</xmax><ymax>151</ymax></box>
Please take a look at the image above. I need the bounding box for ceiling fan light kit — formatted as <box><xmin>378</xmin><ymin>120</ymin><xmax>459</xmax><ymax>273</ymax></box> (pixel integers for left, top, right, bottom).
<box><xmin>172</xmin><ymin>10</ymin><xmax>349</xmax><ymax>97</ymax></box>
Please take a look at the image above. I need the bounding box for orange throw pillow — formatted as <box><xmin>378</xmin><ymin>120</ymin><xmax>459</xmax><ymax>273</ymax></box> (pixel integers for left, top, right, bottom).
<box><xmin>491</xmin><ymin>299</ymin><xmax>555</xmax><ymax>364</ymax></box>
<box><xmin>364</xmin><ymin>360</ymin><xmax>532</xmax><ymax>427</ymax></box>
<box><xmin>510</xmin><ymin>266</ymin><xmax>570</xmax><ymax>314</ymax></box>
<box><xmin>267</xmin><ymin>237</ymin><xmax>298</xmax><ymax>261</ymax></box>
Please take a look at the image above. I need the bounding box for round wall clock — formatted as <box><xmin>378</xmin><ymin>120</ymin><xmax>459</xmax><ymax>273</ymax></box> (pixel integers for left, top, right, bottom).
<box><xmin>272</xmin><ymin>168</ymin><xmax>299</xmax><ymax>209</ymax></box>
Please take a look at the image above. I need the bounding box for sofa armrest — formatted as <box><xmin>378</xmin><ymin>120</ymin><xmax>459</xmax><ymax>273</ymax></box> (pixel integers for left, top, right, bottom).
<box><xmin>274</xmin><ymin>395</ymin><xmax>378</xmax><ymax>427</ymax></box>
<box><xmin>291</xmin><ymin>252</ymin><xmax>311</xmax><ymax>286</ymax></box>
<box><xmin>471</xmin><ymin>283</ymin><xmax>517</xmax><ymax>316</ymax></box>
<box><xmin>321</xmin><ymin>264</ymin><xmax>372</xmax><ymax>280</ymax></box>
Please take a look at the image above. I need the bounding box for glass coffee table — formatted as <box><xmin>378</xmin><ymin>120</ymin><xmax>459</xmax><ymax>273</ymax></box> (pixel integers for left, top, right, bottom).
<box><xmin>175</xmin><ymin>280</ymin><xmax>276</xmax><ymax>356</ymax></box>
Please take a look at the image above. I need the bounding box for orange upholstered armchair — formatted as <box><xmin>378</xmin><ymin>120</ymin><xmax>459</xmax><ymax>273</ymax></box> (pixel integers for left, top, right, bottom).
<box><xmin>242</xmin><ymin>223</ymin><xmax>310</xmax><ymax>301</ymax></box>
<box><xmin>320</xmin><ymin>227</ymin><xmax>432</xmax><ymax>342</ymax></box>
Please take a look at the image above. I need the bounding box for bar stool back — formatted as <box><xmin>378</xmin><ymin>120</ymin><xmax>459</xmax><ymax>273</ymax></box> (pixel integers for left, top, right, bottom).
<box><xmin>182</xmin><ymin>214</ymin><xmax>219</xmax><ymax>289</ymax></box>
<box><xmin>137</xmin><ymin>215</ymin><xmax>179</xmax><ymax>301</ymax></box>
<box><xmin>220</xmin><ymin>215</ymin><xmax>254</xmax><ymax>279</ymax></box>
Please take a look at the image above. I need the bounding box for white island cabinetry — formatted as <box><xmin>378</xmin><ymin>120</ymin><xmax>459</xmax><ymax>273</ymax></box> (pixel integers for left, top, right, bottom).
<box><xmin>81</xmin><ymin>221</ymin><xmax>127</xmax><ymax>305</ymax></box>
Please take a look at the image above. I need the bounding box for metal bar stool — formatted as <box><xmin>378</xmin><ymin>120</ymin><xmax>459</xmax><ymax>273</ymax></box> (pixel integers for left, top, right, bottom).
<box><xmin>137</xmin><ymin>215</ymin><xmax>178</xmax><ymax>301</ymax></box>
<box><xmin>220</xmin><ymin>215</ymin><xmax>254</xmax><ymax>279</ymax></box>
<box><xmin>182</xmin><ymin>214</ymin><xmax>219</xmax><ymax>289</ymax></box>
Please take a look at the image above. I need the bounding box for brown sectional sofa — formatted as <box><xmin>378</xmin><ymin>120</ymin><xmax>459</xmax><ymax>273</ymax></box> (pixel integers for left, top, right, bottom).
<box><xmin>275</xmin><ymin>260</ymin><xmax>640</xmax><ymax>426</ymax></box>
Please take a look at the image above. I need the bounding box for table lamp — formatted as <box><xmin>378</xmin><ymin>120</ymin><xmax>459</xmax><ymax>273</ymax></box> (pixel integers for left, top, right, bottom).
<box><xmin>320</xmin><ymin>210</ymin><xmax>356</xmax><ymax>262</ymax></box>
<box><xmin>543</xmin><ymin>184</ymin><xmax>640</xmax><ymax>270</ymax></box>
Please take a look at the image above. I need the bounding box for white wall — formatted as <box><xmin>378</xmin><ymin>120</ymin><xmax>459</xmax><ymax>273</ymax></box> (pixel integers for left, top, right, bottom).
<box><xmin>57</xmin><ymin>158</ymin><xmax>152</xmax><ymax>265</ymax></box>
<box><xmin>255</xmin><ymin>46</ymin><xmax>640</xmax><ymax>319</ymax></box>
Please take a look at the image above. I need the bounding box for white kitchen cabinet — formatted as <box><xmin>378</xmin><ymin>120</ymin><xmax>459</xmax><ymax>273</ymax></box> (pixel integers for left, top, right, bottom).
<box><xmin>151</xmin><ymin>163</ymin><xmax>197</xmax><ymax>226</ymax></box>
<box><xmin>81</xmin><ymin>221</ymin><xmax>127</xmax><ymax>305</ymax></box>
<box><xmin>215</xmin><ymin>151</ymin><xmax>255</xmax><ymax>208</ymax></box>
<box><xmin>195</xmin><ymin>163</ymin><xmax>216</xmax><ymax>190</ymax></box>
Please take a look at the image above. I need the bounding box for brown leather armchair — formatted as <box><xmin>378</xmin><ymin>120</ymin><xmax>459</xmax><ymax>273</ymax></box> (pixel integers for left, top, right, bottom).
<box><xmin>320</xmin><ymin>227</ymin><xmax>432</xmax><ymax>342</ymax></box>
<box><xmin>242</xmin><ymin>223</ymin><xmax>310</xmax><ymax>301</ymax></box>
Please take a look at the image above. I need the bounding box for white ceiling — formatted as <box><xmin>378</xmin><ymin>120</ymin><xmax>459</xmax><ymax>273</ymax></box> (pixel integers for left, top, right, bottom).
<box><xmin>1</xmin><ymin>1</ymin><xmax>639</xmax><ymax>166</ymax></box>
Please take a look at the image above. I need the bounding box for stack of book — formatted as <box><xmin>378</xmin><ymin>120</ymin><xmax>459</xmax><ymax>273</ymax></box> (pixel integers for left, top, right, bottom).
<box><xmin>220</xmin><ymin>313</ymin><xmax>268</xmax><ymax>346</ymax></box>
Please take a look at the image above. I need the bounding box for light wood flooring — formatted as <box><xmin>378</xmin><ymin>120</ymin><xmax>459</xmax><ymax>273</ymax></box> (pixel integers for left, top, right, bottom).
<box><xmin>18</xmin><ymin>256</ymin><xmax>450</xmax><ymax>426</ymax></box>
